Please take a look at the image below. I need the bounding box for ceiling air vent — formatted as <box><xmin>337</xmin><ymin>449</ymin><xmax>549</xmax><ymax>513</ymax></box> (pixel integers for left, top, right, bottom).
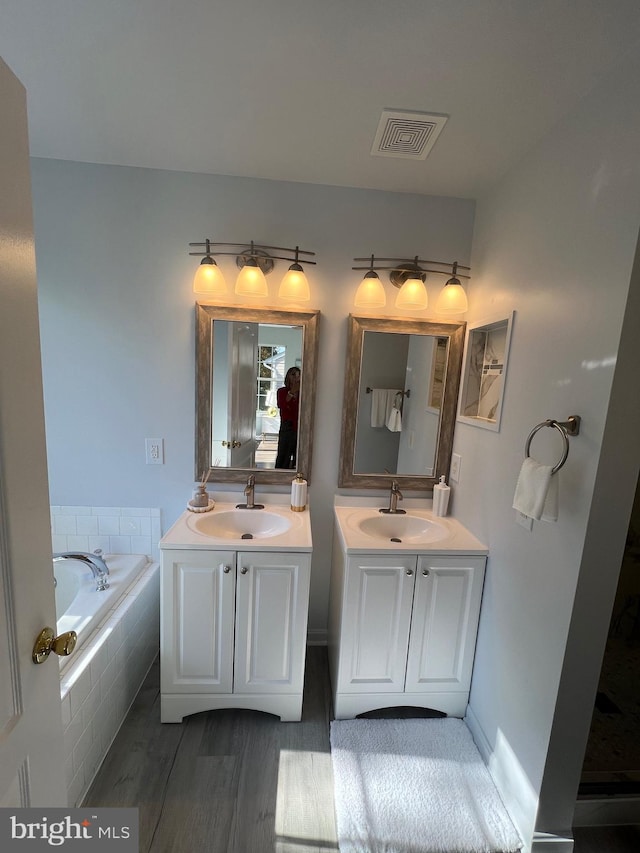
<box><xmin>371</xmin><ymin>109</ymin><xmax>448</xmax><ymax>160</ymax></box>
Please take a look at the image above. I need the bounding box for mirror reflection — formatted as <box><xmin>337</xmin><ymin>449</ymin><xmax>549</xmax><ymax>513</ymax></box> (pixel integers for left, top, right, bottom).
<box><xmin>196</xmin><ymin>304</ymin><xmax>319</xmax><ymax>485</ymax></box>
<box><xmin>354</xmin><ymin>331</ymin><xmax>448</xmax><ymax>476</ymax></box>
<box><xmin>339</xmin><ymin>315</ymin><xmax>465</xmax><ymax>490</ymax></box>
<box><xmin>212</xmin><ymin>321</ymin><xmax>303</xmax><ymax>469</ymax></box>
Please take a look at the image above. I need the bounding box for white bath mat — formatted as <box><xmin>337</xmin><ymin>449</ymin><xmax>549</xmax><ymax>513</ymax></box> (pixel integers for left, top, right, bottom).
<box><xmin>330</xmin><ymin>717</ymin><xmax>522</xmax><ymax>853</ymax></box>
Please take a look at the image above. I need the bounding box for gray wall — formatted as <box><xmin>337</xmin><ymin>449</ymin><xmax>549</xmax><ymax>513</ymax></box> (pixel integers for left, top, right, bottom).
<box><xmin>31</xmin><ymin>161</ymin><xmax>475</xmax><ymax>633</ymax></box>
<box><xmin>453</xmin><ymin>46</ymin><xmax>640</xmax><ymax>846</ymax></box>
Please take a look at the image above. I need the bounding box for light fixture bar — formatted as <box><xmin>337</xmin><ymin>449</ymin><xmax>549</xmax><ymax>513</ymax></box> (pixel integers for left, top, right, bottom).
<box><xmin>353</xmin><ymin>256</ymin><xmax>469</xmax><ymax>270</ymax></box>
<box><xmin>352</xmin><ymin>263</ymin><xmax>470</xmax><ymax>279</ymax></box>
<box><xmin>189</xmin><ymin>241</ymin><xmax>316</xmax><ymax>265</ymax></box>
<box><xmin>353</xmin><ymin>258</ymin><xmax>469</xmax><ymax>277</ymax></box>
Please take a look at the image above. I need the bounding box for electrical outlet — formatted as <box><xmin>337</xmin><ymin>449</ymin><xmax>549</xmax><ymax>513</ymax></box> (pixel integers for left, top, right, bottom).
<box><xmin>145</xmin><ymin>438</ymin><xmax>164</xmax><ymax>465</ymax></box>
<box><xmin>515</xmin><ymin>510</ymin><xmax>533</xmax><ymax>531</ymax></box>
<box><xmin>450</xmin><ymin>453</ymin><xmax>461</xmax><ymax>482</ymax></box>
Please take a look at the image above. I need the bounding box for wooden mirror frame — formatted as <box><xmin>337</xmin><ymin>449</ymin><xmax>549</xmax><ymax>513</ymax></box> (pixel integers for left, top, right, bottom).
<box><xmin>338</xmin><ymin>314</ymin><xmax>465</xmax><ymax>489</ymax></box>
<box><xmin>196</xmin><ymin>303</ymin><xmax>320</xmax><ymax>484</ymax></box>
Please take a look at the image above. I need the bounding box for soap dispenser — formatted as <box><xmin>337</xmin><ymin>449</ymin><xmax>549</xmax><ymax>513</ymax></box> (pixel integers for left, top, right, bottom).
<box><xmin>291</xmin><ymin>473</ymin><xmax>308</xmax><ymax>512</ymax></box>
<box><xmin>432</xmin><ymin>475</ymin><xmax>450</xmax><ymax>517</ymax></box>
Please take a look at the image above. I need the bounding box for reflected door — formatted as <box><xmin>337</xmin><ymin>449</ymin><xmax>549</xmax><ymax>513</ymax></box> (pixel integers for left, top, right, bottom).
<box><xmin>229</xmin><ymin>323</ymin><xmax>258</xmax><ymax>468</ymax></box>
<box><xmin>397</xmin><ymin>336</ymin><xmax>442</xmax><ymax>476</ymax></box>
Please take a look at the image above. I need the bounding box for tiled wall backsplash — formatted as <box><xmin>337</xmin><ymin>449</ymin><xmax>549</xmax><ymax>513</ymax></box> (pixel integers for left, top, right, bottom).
<box><xmin>51</xmin><ymin>506</ymin><xmax>162</xmax><ymax>561</ymax></box>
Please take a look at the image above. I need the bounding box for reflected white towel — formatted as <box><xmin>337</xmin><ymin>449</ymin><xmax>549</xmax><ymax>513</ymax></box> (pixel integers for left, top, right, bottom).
<box><xmin>370</xmin><ymin>389</ymin><xmax>400</xmax><ymax>427</ymax></box>
<box><xmin>513</xmin><ymin>458</ymin><xmax>558</xmax><ymax>521</ymax></box>
<box><xmin>386</xmin><ymin>406</ymin><xmax>402</xmax><ymax>432</ymax></box>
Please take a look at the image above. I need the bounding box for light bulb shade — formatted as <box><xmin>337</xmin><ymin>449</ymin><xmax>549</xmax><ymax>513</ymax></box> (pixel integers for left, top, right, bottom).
<box><xmin>193</xmin><ymin>258</ymin><xmax>227</xmax><ymax>295</ymax></box>
<box><xmin>235</xmin><ymin>260</ymin><xmax>268</xmax><ymax>297</ymax></box>
<box><xmin>435</xmin><ymin>279</ymin><xmax>468</xmax><ymax>313</ymax></box>
<box><xmin>395</xmin><ymin>276</ymin><xmax>428</xmax><ymax>310</ymax></box>
<box><xmin>279</xmin><ymin>263</ymin><xmax>310</xmax><ymax>301</ymax></box>
<box><xmin>354</xmin><ymin>271</ymin><xmax>386</xmax><ymax>308</ymax></box>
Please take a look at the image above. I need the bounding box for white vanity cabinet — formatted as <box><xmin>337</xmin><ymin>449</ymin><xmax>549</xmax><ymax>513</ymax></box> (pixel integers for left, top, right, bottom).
<box><xmin>328</xmin><ymin>538</ymin><xmax>486</xmax><ymax>719</ymax></box>
<box><xmin>161</xmin><ymin>548</ymin><xmax>311</xmax><ymax>722</ymax></box>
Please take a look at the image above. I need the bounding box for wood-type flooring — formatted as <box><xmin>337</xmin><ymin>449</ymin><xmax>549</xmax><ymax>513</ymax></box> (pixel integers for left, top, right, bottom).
<box><xmin>85</xmin><ymin>646</ymin><xmax>639</xmax><ymax>852</ymax></box>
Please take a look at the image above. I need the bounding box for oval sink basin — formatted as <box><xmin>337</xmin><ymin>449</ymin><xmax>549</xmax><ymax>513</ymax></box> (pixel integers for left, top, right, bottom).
<box><xmin>355</xmin><ymin>513</ymin><xmax>449</xmax><ymax>543</ymax></box>
<box><xmin>190</xmin><ymin>510</ymin><xmax>291</xmax><ymax>540</ymax></box>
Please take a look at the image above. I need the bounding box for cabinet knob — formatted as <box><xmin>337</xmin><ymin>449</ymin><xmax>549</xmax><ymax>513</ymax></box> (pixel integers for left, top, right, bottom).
<box><xmin>406</xmin><ymin>569</ymin><xmax>414</xmax><ymax>576</ymax></box>
<box><xmin>221</xmin><ymin>565</ymin><xmax>231</xmax><ymax>573</ymax></box>
<box><xmin>240</xmin><ymin>567</ymin><xmax>248</xmax><ymax>575</ymax></box>
<box><xmin>422</xmin><ymin>569</ymin><xmax>429</xmax><ymax>576</ymax></box>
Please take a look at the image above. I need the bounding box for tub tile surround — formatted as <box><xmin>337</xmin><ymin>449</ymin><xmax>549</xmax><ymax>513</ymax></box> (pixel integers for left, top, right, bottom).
<box><xmin>51</xmin><ymin>505</ymin><xmax>162</xmax><ymax>561</ymax></box>
<box><xmin>60</xmin><ymin>561</ymin><xmax>160</xmax><ymax>806</ymax></box>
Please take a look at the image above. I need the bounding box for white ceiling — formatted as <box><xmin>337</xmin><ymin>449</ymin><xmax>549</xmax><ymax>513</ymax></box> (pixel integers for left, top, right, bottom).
<box><xmin>2</xmin><ymin>1</ymin><xmax>640</xmax><ymax>198</ymax></box>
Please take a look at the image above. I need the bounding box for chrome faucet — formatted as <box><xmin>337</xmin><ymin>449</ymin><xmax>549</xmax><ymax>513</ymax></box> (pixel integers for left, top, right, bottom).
<box><xmin>53</xmin><ymin>550</ymin><xmax>110</xmax><ymax>591</ymax></box>
<box><xmin>236</xmin><ymin>474</ymin><xmax>264</xmax><ymax>510</ymax></box>
<box><xmin>380</xmin><ymin>480</ymin><xmax>406</xmax><ymax>515</ymax></box>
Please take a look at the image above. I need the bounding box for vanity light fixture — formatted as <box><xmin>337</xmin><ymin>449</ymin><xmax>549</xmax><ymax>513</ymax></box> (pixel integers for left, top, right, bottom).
<box><xmin>352</xmin><ymin>255</ymin><xmax>470</xmax><ymax>312</ymax></box>
<box><xmin>354</xmin><ymin>256</ymin><xmax>387</xmax><ymax>308</ymax></box>
<box><xmin>435</xmin><ymin>262</ymin><xmax>469</xmax><ymax>313</ymax></box>
<box><xmin>189</xmin><ymin>240</ymin><xmax>315</xmax><ymax>301</ymax></box>
<box><xmin>192</xmin><ymin>239</ymin><xmax>228</xmax><ymax>295</ymax></box>
<box><xmin>278</xmin><ymin>247</ymin><xmax>311</xmax><ymax>302</ymax></box>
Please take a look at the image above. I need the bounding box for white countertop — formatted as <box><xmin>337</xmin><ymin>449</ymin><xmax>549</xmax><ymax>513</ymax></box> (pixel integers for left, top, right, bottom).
<box><xmin>160</xmin><ymin>497</ymin><xmax>313</xmax><ymax>552</ymax></box>
<box><xmin>333</xmin><ymin>497</ymin><xmax>487</xmax><ymax>555</ymax></box>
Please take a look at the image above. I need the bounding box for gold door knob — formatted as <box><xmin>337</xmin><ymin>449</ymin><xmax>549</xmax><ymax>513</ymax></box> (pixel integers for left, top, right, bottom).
<box><xmin>32</xmin><ymin>627</ymin><xmax>77</xmax><ymax>664</ymax></box>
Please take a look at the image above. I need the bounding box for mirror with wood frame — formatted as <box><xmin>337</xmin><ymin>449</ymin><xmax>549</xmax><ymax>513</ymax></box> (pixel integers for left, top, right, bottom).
<box><xmin>196</xmin><ymin>303</ymin><xmax>320</xmax><ymax>484</ymax></box>
<box><xmin>338</xmin><ymin>314</ymin><xmax>465</xmax><ymax>489</ymax></box>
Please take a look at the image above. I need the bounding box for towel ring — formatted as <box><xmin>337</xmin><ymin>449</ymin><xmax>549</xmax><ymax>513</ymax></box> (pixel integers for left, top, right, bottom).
<box><xmin>525</xmin><ymin>420</ymin><xmax>570</xmax><ymax>474</ymax></box>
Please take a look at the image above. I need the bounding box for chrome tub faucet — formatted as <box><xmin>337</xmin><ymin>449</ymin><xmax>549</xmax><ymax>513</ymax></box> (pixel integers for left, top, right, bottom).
<box><xmin>53</xmin><ymin>550</ymin><xmax>110</xmax><ymax>591</ymax></box>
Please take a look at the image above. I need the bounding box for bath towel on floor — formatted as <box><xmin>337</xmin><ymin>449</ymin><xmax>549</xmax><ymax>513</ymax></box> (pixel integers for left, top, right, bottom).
<box><xmin>513</xmin><ymin>457</ymin><xmax>558</xmax><ymax>521</ymax></box>
<box><xmin>370</xmin><ymin>389</ymin><xmax>401</xmax><ymax>427</ymax></box>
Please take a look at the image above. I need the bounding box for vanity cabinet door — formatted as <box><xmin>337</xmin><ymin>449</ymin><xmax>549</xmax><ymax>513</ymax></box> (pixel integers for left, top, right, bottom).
<box><xmin>234</xmin><ymin>551</ymin><xmax>311</xmax><ymax>695</ymax></box>
<box><xmin>160</xmin><ymin>549</ymin><xmax>236</xmax><ymax>694</ymax></box>
<box><xmin>338</xmin><ymin>555</ymin><xmax>417</xmax><ymax>693</ymax></box>
<box><xmin>405</xmin><ymin>556</ymin><xmax>486</xmax><ymax>695</ymax></box>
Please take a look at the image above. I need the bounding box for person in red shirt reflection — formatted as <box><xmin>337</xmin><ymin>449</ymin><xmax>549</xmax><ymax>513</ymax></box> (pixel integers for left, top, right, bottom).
<box><xmin>275</xmin><ymin>366</ymin><xmax>300</xmax><ymax>469</ymax></box>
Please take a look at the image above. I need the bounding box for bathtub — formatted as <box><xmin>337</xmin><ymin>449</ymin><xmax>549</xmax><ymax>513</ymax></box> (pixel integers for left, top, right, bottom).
<box><xmin>55</xmin><ymin>553</ymin><xmax>160</xmax><ymax>806</ymax></box>
<box><xmin>55</xmin><ymin>553</ymin><xmax>148</xmax><ymax>653</ymax></box>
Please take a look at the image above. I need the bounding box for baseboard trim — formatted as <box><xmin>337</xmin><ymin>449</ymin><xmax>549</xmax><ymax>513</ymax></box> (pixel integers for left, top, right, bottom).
<box><xmin>530</xmin><ymin>832</ymin><xmax>574</xmax><ymax>851</ymax></box>
<box><xmin>465</xmin><ymin>703</ymin><xmax>535</xmax><ymax>851</ymax></box>
<box><xmin>573</xmin><ymin>795</ymin><xmax>640</xmax><ymax>827</ymax></box>
<box><xmin>307</xmin><ymin>629</ymin><xmax>327</xmax><ymax>646</ymax></box>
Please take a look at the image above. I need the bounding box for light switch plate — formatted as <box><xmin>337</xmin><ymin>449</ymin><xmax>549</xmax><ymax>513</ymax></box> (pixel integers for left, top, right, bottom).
<box><xmin>450</xmin><ymin>453</ymin><xmax>461</xmax><ymax>482</ymax></box>
<box><xmin>145</xmin><ymin>438</ymin><xmax>164</xmax><ymax>465</ymax></box>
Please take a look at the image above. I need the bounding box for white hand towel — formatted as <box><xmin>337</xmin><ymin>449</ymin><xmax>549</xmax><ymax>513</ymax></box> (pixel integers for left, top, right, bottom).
<box><xmin>370</xmin><ymin>389</ymin><xmax>401</xmax><ymax>427</ymax></box>
<box><xmin>513</xmin><ymin>458</ymin><xmax>557</xmax><ymax>521</ymax></box>
<box><xmin>386</xmin><ymin>406</ymin><xmax>402</xmax><ymax>432</ymax></box>
<box><xmin>541</xmin><ymin>472</ymin><xmax>559</xmax><ymax>522</ymax></box>
<box><xmin>370</xmin><ymin>389</ymin><xmax>387</xmax><ymax>427</ymax></box>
